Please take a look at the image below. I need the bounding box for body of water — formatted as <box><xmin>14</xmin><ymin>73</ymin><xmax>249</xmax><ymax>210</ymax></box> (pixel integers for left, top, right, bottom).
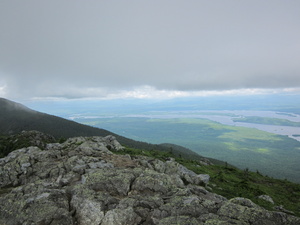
<box><xmin>124</xmin><ymin>110</ymin><xmax>300</xmax><ymax>142</ymax></box>
<box><xmin>70</xmin><ymin>110</ymin><xmax>300</xmax><ymax>142</ymax></box>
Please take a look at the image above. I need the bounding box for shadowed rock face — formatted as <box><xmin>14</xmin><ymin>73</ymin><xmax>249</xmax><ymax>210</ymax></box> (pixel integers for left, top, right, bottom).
<box><xmin>0</xmin><ymin>134</ymin><xmax>299</xmax><ymax>225</ymax></box>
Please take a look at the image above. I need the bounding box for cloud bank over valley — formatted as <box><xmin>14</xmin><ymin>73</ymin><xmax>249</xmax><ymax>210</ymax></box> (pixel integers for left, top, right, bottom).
<box><xmin>0</xmin><ymin>0</ymin><xmax>300</xmax><ymax>100</ymax></box>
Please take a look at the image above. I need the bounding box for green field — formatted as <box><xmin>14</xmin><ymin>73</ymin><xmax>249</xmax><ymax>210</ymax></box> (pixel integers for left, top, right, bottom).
<box><xmin>77</xmin><ymin>117</ymin><xmax>300</xmax><ymax>183</ymax></box>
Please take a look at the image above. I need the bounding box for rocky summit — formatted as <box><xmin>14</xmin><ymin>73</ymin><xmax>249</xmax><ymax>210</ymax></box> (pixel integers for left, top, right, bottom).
<box><xmin>0</xmin><ymin>134</ymin><xmax>299</xmax><ymax>225</ymax></box>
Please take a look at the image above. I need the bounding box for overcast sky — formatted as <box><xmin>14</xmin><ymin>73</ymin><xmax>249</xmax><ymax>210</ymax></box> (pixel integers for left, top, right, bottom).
<box><xmin>1</xmin><ymin>0</ymin><xmax>300</xmax><ymax>100</ymax></box>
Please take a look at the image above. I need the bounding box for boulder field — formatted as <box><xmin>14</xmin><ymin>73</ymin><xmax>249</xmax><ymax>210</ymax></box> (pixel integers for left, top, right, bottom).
<box><xmin>0</xmin><ymin>134</ymin><xmax>299</xmax><ymax>224</ymax></box>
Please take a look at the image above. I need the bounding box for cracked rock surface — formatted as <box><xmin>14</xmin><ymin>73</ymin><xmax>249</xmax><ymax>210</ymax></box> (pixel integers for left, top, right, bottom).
<box><xmin>0</xmin><ymin>135</ymin><xmax>299</xmax><ymax>224</ymax></box>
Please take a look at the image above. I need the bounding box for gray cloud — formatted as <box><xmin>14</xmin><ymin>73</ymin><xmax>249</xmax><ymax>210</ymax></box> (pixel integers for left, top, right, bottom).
<box><xmin>1</xmin><ymin>0</ymin><xmax>300</xmax><ymax>99</ymax></box>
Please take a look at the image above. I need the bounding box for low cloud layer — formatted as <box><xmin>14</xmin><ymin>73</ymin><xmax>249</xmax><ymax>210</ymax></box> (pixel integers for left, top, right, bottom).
<box><xmin>1</xmin><ymin>0</ymin><xmax>300</xmax><ymax>100</ymax></box>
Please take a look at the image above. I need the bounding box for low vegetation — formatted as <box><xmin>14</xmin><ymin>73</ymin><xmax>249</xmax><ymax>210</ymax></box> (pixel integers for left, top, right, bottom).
<box><xmin>113</xmin><ymin>146</ymin><xmax>300</xmax><ymax>217</ymax></box>
<box><xmin>0</xmin><ymin>135</ymin><xmax>30</xmax><ymax>158</ymax></box>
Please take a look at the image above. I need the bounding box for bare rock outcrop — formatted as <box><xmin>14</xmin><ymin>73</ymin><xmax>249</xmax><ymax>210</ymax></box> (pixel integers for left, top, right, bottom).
<box><xmin>0</xmin><ymin>134</ymin><xmax>299</xmax><ymax>224</ymax></box>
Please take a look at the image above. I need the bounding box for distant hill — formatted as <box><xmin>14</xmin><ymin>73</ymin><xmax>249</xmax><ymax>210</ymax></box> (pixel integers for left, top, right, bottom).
<box><xmin>0</xmin><ymin>98</ymin><xmax>222</xmax><ymax>163</ymax></box>
<box><xmin>0</xmin><ymin>97</ymin><xmax>114</xmax><ymax>138</ymax></box>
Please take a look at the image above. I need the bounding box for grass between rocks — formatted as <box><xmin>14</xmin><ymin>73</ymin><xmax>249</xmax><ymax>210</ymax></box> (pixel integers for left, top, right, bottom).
<box><xmin>113</xmin><ymin>147</ymin><xmax>300</xmax><ymax>217</ymax></box>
